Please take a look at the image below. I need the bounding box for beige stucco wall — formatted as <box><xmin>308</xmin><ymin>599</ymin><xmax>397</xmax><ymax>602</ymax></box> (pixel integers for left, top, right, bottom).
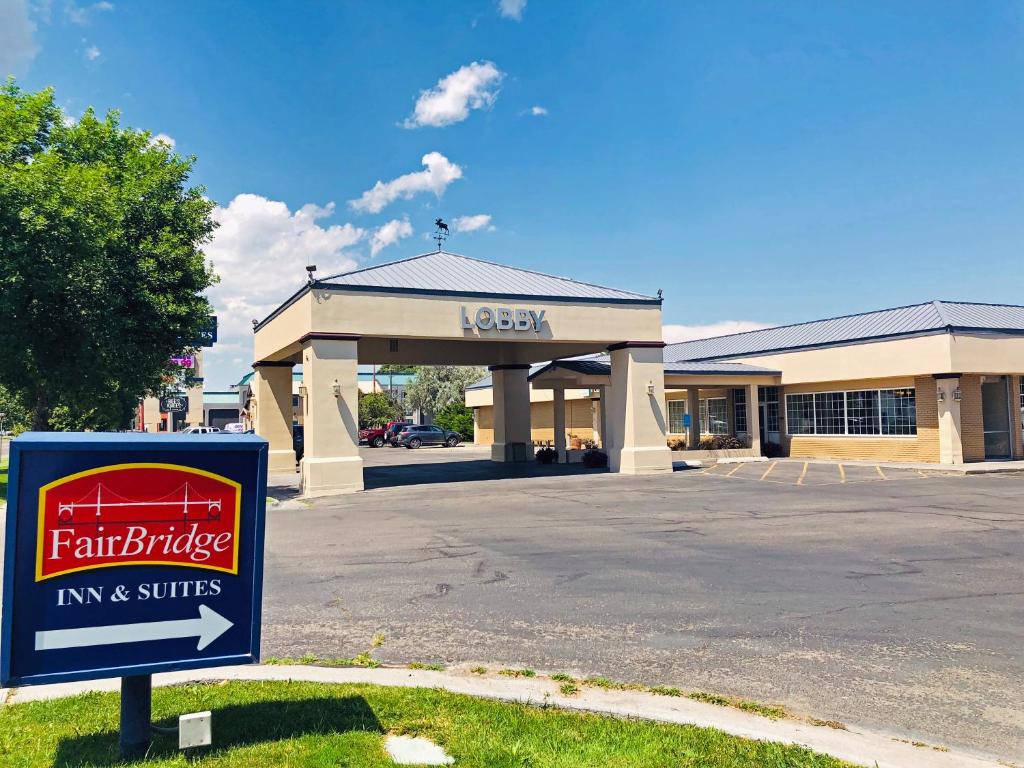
<box><xmin>729</xmin><ymin>334</ymin><xmax>953</xmax><ymax>384</ymax></box>
<box><xmin>256</xmin><ymin>289</ymin><xmax>664</xmax><ymax>366</ymax></box>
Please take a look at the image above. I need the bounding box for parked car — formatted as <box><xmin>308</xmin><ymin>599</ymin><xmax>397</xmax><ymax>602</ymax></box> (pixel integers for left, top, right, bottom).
<box><xmin>358</xmin><ymin>425</ymin><xmax>388</xmax><ymax>447</ymax></box>
<box><xmin>392</xmin><ymin>424</ymin><xmax>461</xmax><ymax>449</ymax></box>
<box><xmin>181</xmin><ymin>426</ymin><xmax>221</xmax><ymax>434</ymax></box>
<box><xmin>223</xmin><ymin>422</ymin><xmax>245</xmax><ymax>434</ymax></box>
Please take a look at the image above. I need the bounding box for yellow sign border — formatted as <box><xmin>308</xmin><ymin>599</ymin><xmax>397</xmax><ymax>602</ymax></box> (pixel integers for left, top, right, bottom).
<box><xmin>35</xmin><ymin>463</ymin><xmax>242</xmax><ymax>582</ymax></box>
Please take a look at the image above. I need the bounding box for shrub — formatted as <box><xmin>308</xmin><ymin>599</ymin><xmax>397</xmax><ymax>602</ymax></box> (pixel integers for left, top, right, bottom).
<box><xmin>666</xmin><ymin>438</ymin><xmax>687</xmax><ymax>451</ymax></box>
<box><xmin>698</xmin><ymin>435</ymin><xmax>749</xmax><ymax>450</ymax></box>
<box><xmin>535</xmin><ymin>447</ymin><xmax>557</xmax><ymax>464</ymax></box>
<box><xmin>582</xmin><ymin>449</ymin><xmax>608</xmax><ymax>468</ymax></box>
<box><xmin>434</xmin><ymin>401</ymin><xmax>475</xmax><ymax>440</ymax></box>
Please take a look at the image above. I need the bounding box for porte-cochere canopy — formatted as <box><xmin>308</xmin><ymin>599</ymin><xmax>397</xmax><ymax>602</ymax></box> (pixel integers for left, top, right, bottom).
<box><xmin>251</xmin><ymin>250</ymin><xmax>673</xmax><ymax>497</ymax></box>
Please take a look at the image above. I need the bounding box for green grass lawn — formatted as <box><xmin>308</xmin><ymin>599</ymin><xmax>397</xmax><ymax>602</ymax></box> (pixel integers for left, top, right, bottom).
<box><xmin>0</xmin><ymin>680</ymin><xmax>854</xmax><ymax>768</ymax></box>
<box><xmin>0</xmin><ymin>459</ymin><xmax>7</xmax><ymax>504</ymax></box>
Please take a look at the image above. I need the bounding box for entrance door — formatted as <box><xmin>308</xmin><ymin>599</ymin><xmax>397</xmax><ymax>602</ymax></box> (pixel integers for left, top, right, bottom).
<box><xmin>981</xmin><ymin>376</ymin><xmax>1012</xmax><ymax>460</ymax></box>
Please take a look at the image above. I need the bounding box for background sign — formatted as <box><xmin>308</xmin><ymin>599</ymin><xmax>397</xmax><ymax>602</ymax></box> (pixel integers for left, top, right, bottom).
<box><xmin>193</xmin><ymin>317</ymin><xmax>217</xmax><ymax>347</ymax></box>
<box><xmin>170</xmin><ymin>356</ymin><xmax>196</xmax><ymax>369</ymax></box>
<box><xmin>160</xmin><ymin>395</ymin><xmax>189</xmax><ymax>413</ymax></box>
<box><xmin>1</xmin><ymin>433</ymin><xmax>268</xmax><ymax>686</ymax></box>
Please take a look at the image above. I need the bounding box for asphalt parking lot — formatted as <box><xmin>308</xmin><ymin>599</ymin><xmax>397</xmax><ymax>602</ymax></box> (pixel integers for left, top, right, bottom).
<box><xmin>264</xmin><ymin>447</ymin><xmax>1024</xmax><ymax>762</ymax></box>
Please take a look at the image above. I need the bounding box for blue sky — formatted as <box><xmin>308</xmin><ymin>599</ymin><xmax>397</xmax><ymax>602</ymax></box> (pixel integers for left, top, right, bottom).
<box><xmin>4</xmin><ymin>1</ymin><xmax>1024</xmax><ymax>388</ymax></box>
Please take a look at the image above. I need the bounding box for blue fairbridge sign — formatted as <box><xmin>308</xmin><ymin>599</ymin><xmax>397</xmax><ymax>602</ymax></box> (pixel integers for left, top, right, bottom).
<box><xmin>1</xmin><ymin>433</ymin><xmax>268</xmax><ymax>694</ymax></box>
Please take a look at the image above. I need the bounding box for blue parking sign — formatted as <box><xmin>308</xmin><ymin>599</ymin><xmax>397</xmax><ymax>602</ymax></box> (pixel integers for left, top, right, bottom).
<box><xmin>1</xmin><ymin>433</ymin><xmax>268</xmax><ymax>686</ymax></box>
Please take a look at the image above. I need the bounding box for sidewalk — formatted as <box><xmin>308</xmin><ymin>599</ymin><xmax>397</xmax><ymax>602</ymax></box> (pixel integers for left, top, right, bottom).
<box><xmin>2</xmin><ymin>664</ymin><xmax>1008</xmax><ymax>768</ymax></box>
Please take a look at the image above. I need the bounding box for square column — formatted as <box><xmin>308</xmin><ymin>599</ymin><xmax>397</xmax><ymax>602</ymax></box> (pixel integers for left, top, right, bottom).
<box><xmin>301</xmin><ymin>336</ymin><xmax>364</xmax><ymax>496</ymax></box>
<box><xmin>746</xmin><ymin>383</ymin><xmax>761</xmax><ymax>456</ymax></box>
<box><xmin>553</xmin><ymin>387</ymin><xmax>567</xmax><ymax>462</ymax></box>
<box><xmin>687</xmin><ymin>387</ymin><xmax>700</xmax><ymax>450</ymax></box>
<box><xmin>606</xmin><ymin>344</ymin><xmax>673</xmax><ymax>474</ymax></box>
<box><xmin>252</xmin><ymin>361</ymin><xmax>296</xmax><ymax>473</ymax></box>
<box><xmin>936</xmin><ymin>376</ymin><xmax>965</xmax><ymax>464</ymax></box>
<box><xmin>490</xmin><ymin>365</ymin><xmax>531</xmax><ymax>462</ymax></box>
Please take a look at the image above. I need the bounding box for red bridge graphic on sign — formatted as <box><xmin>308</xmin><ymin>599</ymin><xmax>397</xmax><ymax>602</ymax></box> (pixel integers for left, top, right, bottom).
<box><xmin>36</xmin><ymin>464</ymin><xmax>241</xmax><ymax>581</ymax></box>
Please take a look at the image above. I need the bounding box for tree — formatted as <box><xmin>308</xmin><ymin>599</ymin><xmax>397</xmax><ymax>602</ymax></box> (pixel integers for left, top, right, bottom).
<box><xmin>404</xmin><ymin>366</ymin><xmax>486</xmax><ymax>417</ymax></box>
<box><xmin>0</xmin><ymin>82</ymin><xmax>217</xmax><ymax>430</ymax></box>
<box><xmin>0</xmin><ymin>384</ymin><xmax>29</xmax><ymax>435</ymax></box>
<box><xmin>358</xmin><ymin>391</ymin><xmax>403</xmax><ymax>429</ymax></box>
<box><xmin>434</xmin><ymin>401</ymin><xmax>475</xmax><ymax>440</ymax></box>
<box><xmin>376</xmin><ymin>364</ymin><xmax>416</xmax><ymax>375</ymax></box>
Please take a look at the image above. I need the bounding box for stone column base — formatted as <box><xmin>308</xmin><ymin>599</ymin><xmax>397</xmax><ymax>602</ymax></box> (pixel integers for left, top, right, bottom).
<box><xmin>301</xmin><ymin>455</ymin><xmax>364</xmax><ymax>497</ymax></box>
<box><xmin>491</xmin><ymin>442</ymin><xmax>531</xmax><ymax>462</ymax></box>
<box><xmin>610</xmin><ymin>446</ymin><xmax>673</xmax><ymax>474</ymax></box>
<box><xmin>268</xmin><ymin>449</ymin><xmax>297</xmax><ymax>473</ymax></box>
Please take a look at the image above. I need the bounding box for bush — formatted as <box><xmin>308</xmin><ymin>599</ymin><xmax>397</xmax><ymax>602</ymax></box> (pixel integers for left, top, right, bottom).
<box><xmin>434</xmin><ymin>401</ymin><xmax>475</xmax><ymax>440</ymax></box>
<box><xmin>697</xmin><ymin>435</ymin><xmax>749</xmax><ymax>450</ymax></box>
<box><xmin>667</xmin><ymin>438</ymin><xmax>687</xmax><ymax>451</ymax></box>
<box><xmin>535</xmin><ymin>447</ymin><xmax>557</xmax><ymax>464</ymax></box>
<box><xmin>582</xmin><ymin>449</ymin><xmax>608</xmax><ymax>468</ymax></box>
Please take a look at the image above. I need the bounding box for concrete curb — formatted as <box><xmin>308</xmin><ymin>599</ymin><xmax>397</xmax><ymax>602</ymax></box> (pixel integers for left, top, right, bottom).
<box><xmin>777</xmin><ymin>458</ymin><xmax>1024</xmax><ymax>475</ymax></box>
<box><xmin>1</xmin><ymin>664</ymin><xmax>1005</xmax><ymax>768</ymax></box>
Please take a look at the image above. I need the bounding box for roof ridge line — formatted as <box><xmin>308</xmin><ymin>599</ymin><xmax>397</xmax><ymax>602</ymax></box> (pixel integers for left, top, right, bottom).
<box><xmin>931</xmin><ymin>300</ymin><xmax>952</xmax><ymax>327</ymax></box>
<box><xmin>664</xmin><ymin>300</ymin><xmax>942</xmax><ymax>349</ymax></box>
<box><xmin>436</xmin><ymin>250</ymin><xmax>657</xmax><ymax>300</ymax></box>
<box><xmin>318</xmin><ymin>250</ymin><xmax>441</xmax><ymax>282</ymax></box>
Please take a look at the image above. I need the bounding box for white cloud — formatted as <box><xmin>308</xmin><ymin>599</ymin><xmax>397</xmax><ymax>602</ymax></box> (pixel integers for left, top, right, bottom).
<box><xmin>349</xmin><ymin>152</ymin><xmax>463</xmax><ymax>214</ymax></box>
<box><xmin>203</xmin><ymin>194</ymin><xmax>365</xmax><ymax>384</ymax></box>
<box><xmin>662</xmin><ymin>321</ymin><xmax>770</xmax><ymax>345</ymax></box>
<box><xmin>84</xmin><ymin>44</ymin><xmax>100</xmax><ymax>60</ymax></box>
<box><xmin>529</xmin><ymin>105</ymin><xmax>548</xmax><ymax>116</ymax></box>
<box><xmin>403</xmin><ymin>61</ymin><xmax>503</xmax><ymax>129</ymax></box>
<box><xmin>498</xmin><ymin>0</ymin><xmax>526</xmax><ymax>20</ymax></box>
<box><xmin>149</xmin><ymin>133</ymin><xmax>175</xmax><ymax>149</ymax></box>
<box><xmin>452</xmin><ymin>214</ymin><xmax>494</xmax><ymax>233</ymax></box>
<box><xmin>66</xmin><ymin>1</ymin><xmax>113</xmax><ymax>25</ymax></box>
<box><xmin>370</xmin><ymin>218</ymin><xmax>413</xmax><ymax>257</ymax></box>
<box><xmin>0</xmin><ymin>0</ymin><xmax>39</xmax><ymax>74</ymax></box>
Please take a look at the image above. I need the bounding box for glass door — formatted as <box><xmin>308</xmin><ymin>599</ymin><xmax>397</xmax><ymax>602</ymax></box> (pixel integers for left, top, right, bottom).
<box><xmin>981</xmin><ymin>376</ymin><xmax>1011</xmax><ymax>460</ymax></box>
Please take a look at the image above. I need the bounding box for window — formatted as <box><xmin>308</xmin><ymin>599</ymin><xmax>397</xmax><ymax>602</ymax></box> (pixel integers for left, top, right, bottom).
<box><xmin>881</xmin><ymin>388</ymin><xmax>917</xmax><ymax>435</ymax></box>
<box><xmin>702</xmin><ymin>397</ymin><xmax>728</xmax><ymax>435</ymax></box>
<box><xmin>759</xmin><ymin>386</ymin><xmax>780</xmax><ymax>433</ymax></box>
<box><xmin>733</xmin><ymin>389</ymin><xmax>747</xmax><ymax>434</ymax></box>
<box><xmin>668</xmin><ymin>400</ymin><xmax>687</xmax><ymax>434</ymax></box>
<box><xmin>787</xmin><ymin>388</ymin><xmax>917</xmax><ymax>436</ymax></box>
<box><xmin>814</xmin><ymin>392</ymin><xmax>846</xmax><ymax>434</ymax></box>
<box><xmin>845</xmin><ymin>390</ymin><xmax>879</xmax><ymax>435</ymax></box>
<box><xmin>786</xmin><ymin>394</ymin><xmax>815</xmax><ymax>434</ymax></box>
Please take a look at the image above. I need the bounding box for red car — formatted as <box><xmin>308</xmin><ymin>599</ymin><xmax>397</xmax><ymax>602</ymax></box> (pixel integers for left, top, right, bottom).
<box><xmin>359</xmin><ymin>420</ymin><xmax>409</xmax><ymax>447</ymax></box>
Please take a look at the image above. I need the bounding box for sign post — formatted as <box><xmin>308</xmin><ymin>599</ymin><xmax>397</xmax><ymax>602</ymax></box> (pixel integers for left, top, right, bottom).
<box><xmin>1</xmin><ymin>433</ymin><xmax>267</xmax><ymax>758</ymax></box>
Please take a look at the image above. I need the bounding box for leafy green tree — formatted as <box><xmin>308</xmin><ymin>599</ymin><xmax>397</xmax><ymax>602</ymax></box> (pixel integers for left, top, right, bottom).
<box><xmin>404</xmin><ymin>366</ymin><xmax>486</xmax><ymax>417</ymax></box>
<box><xmin>434</xmin><ymin>401</ymin><xmax>475</xmax><ymax>440</ymax></box>
<box><xmin>0</xmin><ymin>384</ymin><xmax>29</xmax><ymax>435</ymax></box>
<box><xmin>376</xmin><ymin>364</ymin><xmax>416</xmax><ymax>375</ymax></box>
<box><xmin>358</xmin><ymin>391</ymin><xmax>404</xmax><ymax>429</ymax></box>
<box><xmin>0</xmin><ymin>82</ymin><xmax>217</xmax><ymax>430</ymax></box>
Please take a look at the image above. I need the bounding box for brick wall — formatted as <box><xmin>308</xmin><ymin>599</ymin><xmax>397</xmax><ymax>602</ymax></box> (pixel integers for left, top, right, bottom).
<box><xmin>472</xmin><ymin>401</ymin><xmax>595</xmax><ymax>446</ymax></box>
<box><xmin>784</xmin><ymin>376</ymin><xmax>940</xmax><ymax>462</ymax></box>
<box><xmin>959</xmin><ymin>375</ymin><xmax>985</xmax><ymax>462</ymax></box>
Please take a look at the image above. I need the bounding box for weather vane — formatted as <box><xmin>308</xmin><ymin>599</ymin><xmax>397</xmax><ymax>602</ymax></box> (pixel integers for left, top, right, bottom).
<box><xmin>433</xmin><ymin>218</ymin><xmax>449</xmax><ymax>251</ymax></box>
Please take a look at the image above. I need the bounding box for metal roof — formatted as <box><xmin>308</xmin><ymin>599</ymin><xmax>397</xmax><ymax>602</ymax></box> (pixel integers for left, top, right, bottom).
<box><xmin>665</xmin><ymin>301</ymin><xmax>1024</xmax><ymax>363</ymax></box>
<box><xmin>526</xmin><ymin>358</ymin><xmax>779</xmax><ymax>380</ymax></box>
<box><xmin>318</xmin><ymin>250</ymin><xmax>658</xmax><ymax>303</ymax></box>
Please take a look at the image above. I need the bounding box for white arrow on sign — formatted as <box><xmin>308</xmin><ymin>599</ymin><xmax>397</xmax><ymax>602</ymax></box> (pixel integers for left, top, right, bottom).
<box><xmin>34</xmin><ymin>604</ymin><xmax>233</xmax><ymax>652</ymax></box>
